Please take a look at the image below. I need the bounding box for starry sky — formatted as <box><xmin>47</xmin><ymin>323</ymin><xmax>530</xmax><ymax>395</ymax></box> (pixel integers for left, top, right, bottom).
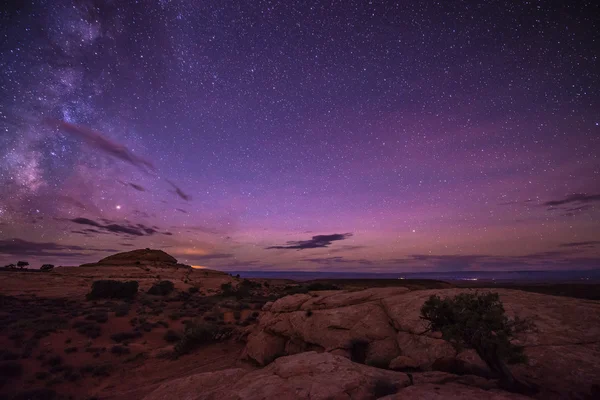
<box><xmin>1</xmin><ymin>0</ymin><xmax>599</xmax><ymax>272</ymax></box>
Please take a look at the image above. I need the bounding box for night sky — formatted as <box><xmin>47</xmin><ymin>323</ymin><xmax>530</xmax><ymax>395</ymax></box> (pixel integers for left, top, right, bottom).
<box><xmin>1</xmin><ymin>1</ymin><xmax>599</xmax><ymax>272</ymax></box>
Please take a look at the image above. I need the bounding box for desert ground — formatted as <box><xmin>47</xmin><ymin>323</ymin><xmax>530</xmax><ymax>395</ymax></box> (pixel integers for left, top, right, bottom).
<box><xmin>0</xmin><ymin>249</ymin><xmax>599</xmax><ymax>400</ymax></box>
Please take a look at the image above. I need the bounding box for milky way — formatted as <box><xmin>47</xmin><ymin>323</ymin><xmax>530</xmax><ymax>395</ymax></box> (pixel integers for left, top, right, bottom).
<box><xmin>1</xmin><ymin>1</ymin><xmax>599</xmax><ymax>272</ymax></box>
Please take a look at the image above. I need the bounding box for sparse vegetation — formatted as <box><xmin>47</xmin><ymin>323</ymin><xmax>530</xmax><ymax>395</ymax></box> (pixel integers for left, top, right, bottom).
<box><xmin>173</xmin><ymin>321</ymin><xmax>230</xmax><ymax>358</ymax></box>
<box><xmin>163</xmin><ymin>329</ymin><xmax>181</xmax><ymax>343</ymax></box>
<box><xmin>17</xmin><ymin>260</ymin><xmax>29</xmax><ymax>269</ymax></box>
<box><xmin>111</xmin><ymin>345</ymin><xmax>130</xmax><ymax>355</ymax></box>
<box><xmin>40</xmin><ymin>264</ymin><xmax>55</xmax><ymax>272</ymax></box>
<box><xmin>148</xmin><ymin>280</ymin><xmax>175</xmax><ymax>296</ymax></box>
<box><xmin>110</xmin><ymin>330</ymin><xmax>143</xmax><ymax>343</ymax></box>
<box><xmin>420</xmin><ymin>292</ymin><xmax>536</xmax><ymax>393</ymax></box>
<box><xmin>87</xmin><ymin>280</ymin><xmax>139</xmax><ymax>300</ymax></box>
<box><xmin>0</xmin><ymin>360</ymin><xmax>23</xmax><ymax>377</ymax></box>
<box><xmin>73</xmin><ymin>320</ymin><xmax>102</xmax><ymax>338</ymax></box>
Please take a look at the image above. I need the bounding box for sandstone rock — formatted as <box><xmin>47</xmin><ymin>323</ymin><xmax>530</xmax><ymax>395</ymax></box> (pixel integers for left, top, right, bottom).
<box><xmin>243</xmin><ymin>287</ymin><xmax>600</xmax><ymax>398</ymax></box>
<box><xmin>81</xmin><ymin>248</ymin><xmax>179</xmax><ymax>266</ymax></box>
<box><xmin>144</xmin><ymin>352</ymin><xmax>412</xmax><ymax>400</ymax></box>
<box><xmin>382</xmin><ymin>382</ymin><xmax>530</xmax><ymax>400</ymax></box>
<box><xmin>389</xmin><ymin>355</ymin><xmax>419</xmax><ymax>370</ymax></box>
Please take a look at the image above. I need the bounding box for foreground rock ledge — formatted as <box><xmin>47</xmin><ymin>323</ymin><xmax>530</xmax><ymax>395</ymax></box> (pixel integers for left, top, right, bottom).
<box><xmin>143</xmin><ymin>352</ymin><xmax>528</xmax><ymax>400</ymax></box>
<box><xmin>243</xmin><ymin>287</ymin><xmax>600</xmax><ymax>398</ymax></box>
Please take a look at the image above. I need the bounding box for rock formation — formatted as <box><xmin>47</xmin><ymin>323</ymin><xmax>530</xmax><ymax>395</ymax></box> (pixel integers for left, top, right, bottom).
<box><xmin>80</xmin><ymin>248</ymin><xmax>181</xmax><ymax>267</ymax></box>
<box><xmin>242</xmin><ymin>287</ymin><xmax>600</xmax><ymax>399</ymax></box>
<box><xmin>143</xmin><ymin>351</ymin><xmax>529</xmax><ymax>400</ymax></box>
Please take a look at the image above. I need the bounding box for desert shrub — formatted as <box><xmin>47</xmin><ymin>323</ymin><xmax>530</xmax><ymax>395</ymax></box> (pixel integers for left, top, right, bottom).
<box><xmin>73</xmin><ymin>320</ymin><xmax>101</xmax><ymax>338</ymax></box>
<box><xmin>11</xmin><ymin>388</ymin><xmax>57</xmax><ymax>400</ymax></box>
<box><xmin>35</xmin><ymin>371</ymin><xmax>50</xmax><ymax>380</ymax></box>
<box><xmin>421</xmin><ymin>292</ymin><xmax>536</xmax><ymax>393</ymax></box>
<box><xmin>110</xmin><ymin>331</ymin><xmax>142</xmax><ymax>343</ymax></box>
<box><xmin>111</xmin><ymin>345</ymin><xmax>130</xmax><ymax>355</ymax></box>
<box><xmin>114</xmin><ymin>303</ymin><xmax>130</xmax><ymax>317</ymax></box>
<box><xmin>0</xmin><ymin>361</ymin><xmax>23</xmax><ymax>377</ymax></box>
<box><xmin>80</xmin><ymin>363</ymin><xmax>111</xmax><ymax>377</ymax></box>
<box><xmin>233</xmin><ymin>310</ymin><xmax>241</xmax><ymax>320</ymax></box>
<box><xmin>168</xmin><ymin>312</ymin><xmax>182</xmax><ymax>321</ymax></box>
<box><xmin>40</xmin><ymin>264</ymin><xmax>55</xmax><ymax>272</ymax></box>
<box><xmin>85</xmin><ymin>312</ymin><xmax>108</xmax><ymax>323</ymax></box>
<box><xmin>148</xmin><ymin>280</ymin><xmax>174</xmax><ymax>296</ymax></box>
<box><xmin>163</xmin><ymin>330</ymin><xmax>181</xmax><ymax>343</ymax></box>
<box><xmin>372</xmin><ymin>379</ymin><xmax>398</xmax><ymax>397</ymax></box>
<box><xmin>173</xmin><ymin>321</ymin><xmax>230</xmax><ymax>358</ymax></box>
<box><xmin>306</xmin><ymin>282</ymin><xmax>339</xmax><ymax>291</ymax></box>
<box><xmin>348</xmin><ymin>339</ymin><xmax>369</xmax><ymax>364</ymax></box>
<box><xmin>46</xmin><ymin>355</ymin><xmax>63</xmax><ymax>367</ymax></box>
<box><xmin>64</xmin><ymin>347</ymin><xmax>78</xmax><ymax>354</ymax></box>
<box><xmin>17</xmin><ymin>261</ymin><xmax>29</xmax><ymax>269</ymax></box>
<box><xmin>305</xmin><ymin>309</ymin><xmax>313</xmax><ymax>317</ymax></box>
<box><xmin>0</xmin><ymin>350</ymin><xmax>19</xmax><ymax>361</ymax></box>
<box><xmin>188</xmin><ymin>286</ymin><xmax>199</xmax><ymax>294</ymax></box>
<box><xmin>87</xmin><ymin>280</ymin><xmax>138</xmax><ymax>300</ymax></box>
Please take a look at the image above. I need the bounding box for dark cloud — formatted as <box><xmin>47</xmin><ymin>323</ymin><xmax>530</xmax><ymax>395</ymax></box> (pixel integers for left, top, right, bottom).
<box><xmin>47</xmin><ymin>119</ymin><xmax>155</xmax><ymax>172</ymax></box>
<box><xmin>267</xmin><ymin>233</ymin><xmax>353</xmax><ymax>250</ymax></box>
<box><xmin>302</xmin><ymin>256</ymin><xmax>373</xmax><ymax>265</ymax></box>
<box><xmin>128</xmin><ymin>183</ymin><xmax>146</xmax><ymax>192</ymax></box>
<box><xmin>70</xmin><ymin>217</ymin><xmax>165</xmax><ymax>237</ymax></box>
<box><xmin>175</xmin><ymin>208</ymin><xmax>188</xmax><ymax>214</ymax></box>
<box><xmin>0</xmin><ymin>238</ymin><xmax>116</xmax><ymax>257</ymax></box>
<box><xmin>543</xmin><ymin>193</ymin><xmax>600</xmax><ymax>207</ymax></box>
<box><xmin>559</xmin><ymin>241</ymin><xmax>600</xmax><ymax>248</ymax></box>
<box><xmin>166</xmin><ymin>179</ymin><xmax>192</xmax><ymax>201</ymax></box>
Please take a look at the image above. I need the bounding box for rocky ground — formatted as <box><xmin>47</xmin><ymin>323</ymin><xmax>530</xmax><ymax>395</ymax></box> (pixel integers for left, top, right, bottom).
<box><xmin>0</xmin><ymin>250</ymin><xmax>599</xmax><ymax>400</ymax></box>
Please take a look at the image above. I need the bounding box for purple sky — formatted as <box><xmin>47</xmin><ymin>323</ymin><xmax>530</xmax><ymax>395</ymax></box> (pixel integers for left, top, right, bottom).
<box><xmin>1</xmin><ymin>1</ymin><xmax>599</xmax><ymax>272</ymax></box>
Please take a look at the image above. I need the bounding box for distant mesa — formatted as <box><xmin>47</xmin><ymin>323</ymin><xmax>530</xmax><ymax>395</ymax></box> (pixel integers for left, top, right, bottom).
<box><xmin>80</xmin><ymin>248</ymin><xmax>182</xmax><ymax>267</ymax></box>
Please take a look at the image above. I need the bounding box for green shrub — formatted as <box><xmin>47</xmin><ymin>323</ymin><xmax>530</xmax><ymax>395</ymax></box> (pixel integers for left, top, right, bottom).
<box><xmin>87</xmin><ymin>280</ymin><xmax>138</xmax><ymax>300</ymax></box>
<box><xmin>421</xmin><ymin>292</ymin><xmax>536</xmax><ymax>393</ymax></box>
<box><xmin>148</xmin><ymin>280</ymin><xmax>174</xmax><ymax>296</ymax></box>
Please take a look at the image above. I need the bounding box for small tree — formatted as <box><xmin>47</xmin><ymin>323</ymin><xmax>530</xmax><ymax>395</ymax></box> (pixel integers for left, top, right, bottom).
<box><xmin>17</xmin><ymin>261</ymin><xmax>29</xmax><ymax>269</ymax></box>
<box><xmin>40</xmin><ymin>264</ymin><xmax>55</xmax><ymax>272</ymax></box>
<box><xmin>420</xmin><ymin>292</ymin><xmax>535</xmax><ymax>393</ymax></box>
<box><xmin>4</xmin><ymin>264</ymin><xmax>16</xmax><ymax>269</ymax></box>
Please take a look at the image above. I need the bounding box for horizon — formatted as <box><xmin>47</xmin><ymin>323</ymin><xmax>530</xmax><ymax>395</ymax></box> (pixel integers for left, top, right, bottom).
<box><xmin>1</xmin><ymin>1</ymin><xmax>599</xmax><ymax>273</ymax></box>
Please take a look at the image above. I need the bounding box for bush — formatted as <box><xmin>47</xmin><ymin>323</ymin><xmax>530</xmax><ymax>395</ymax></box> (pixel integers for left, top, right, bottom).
<box><xmin>148</xmin><ymin>280</ymin><xmax>175</xmax><ymax>296</ymax></box>
<box><xmin>64</xmin><ymin>347</ymin><xmax>78</xmax><ymax>354</ymax></box>
<box><xmin>40</xmin><ymin>264</ymin><xmax>55</xmax><ymax>272</ymax></box>
<box><xmin>86</xmin><ymin>312</ymin><xmax>109</xmax><ymax>323</ymax></box>
<box><xmin>163</xmin><ymin>330</ymin><xmax>181</xmax><ymax>343</ymax></box>
<box><xmin>421</xmin><ymin>292</ymin><xmax>536</xmax><ymax>393</ymax></box>
<box><xmin>87</xmin><ymin>280</ymin><xmax>138</xmax><ymax>300</ymax></box>
<box><xmin>17</xmin><ymin>261</ymin><xmax>29</xmax><ymax>269</ymax></box>
<box><xmin>11</xmin><ymin>389</ymin><xmax>57</xmax><ymax>400</ymax></box>
<box><xmin>306</xmin><ymin>282</ymin><xmax>339</xmax><ymax>291</ymax></box>
<box><xmin>173</xmin><ymin>321</ymin><xmax>229</xmax><ymax>358</ymax></box>
<box><xmin>0</xmin><ymin>361</ymin><xmax>23</xmax><ymax>377</ymax></box>
<box><xmin>73</xmin><ymin>321</ymin><xmax>101</xmax><ymax>338</ymax></box>
<box><xmin>110</xmin><ymin>331</ymin><xmax>143</xmax><ymax>343</ymax></box>
<box><xmin>111</xmin><ymin>345</ymin><xmax>130</xmax><ymax>355</ymax></box>
<box><xmin>188</xmin><ymin>286</ymin><xmax>199</xmax><ymax>294</ymax></box>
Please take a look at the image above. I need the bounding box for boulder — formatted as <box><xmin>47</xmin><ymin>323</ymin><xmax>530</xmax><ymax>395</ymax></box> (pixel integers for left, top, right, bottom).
<box><xmin>381</xmin><ymin>383</ymin><xmax>530</xmax><ymax>400</ymax></box>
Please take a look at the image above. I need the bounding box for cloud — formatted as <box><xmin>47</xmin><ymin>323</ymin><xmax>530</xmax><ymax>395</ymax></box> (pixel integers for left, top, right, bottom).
<box><xmin>47</xmin><ymin>119</ymin><xmax>155</xmax><ymax>172</ymax></box>
<box><xmin>559</xmin><ymin>241</ymin><xmax>600</xmax><ymax>248</ymax></box>
<box><xmin>267</xmin><ymin>233</ymin><xmax>353</xmax><ymax>250</ymax></box>
<box><xmin>302</xmin><ymin>256</ymin><xmax>373</xmax><ymax>265</ymax></box>
<box><xmin>543</xmin><ymin>193</ymin><xmax>600</xmax><ymax>207</ymax></box>
<box><xmin>128</xmin><ymin>182</ymin><xmax>145</xmax><ymax>192</ymax></box>
<box><xmin>166</xmin><ymin>179</ymin><xmax>192</xmax><ymax>201</ymax></box>
<box><xmin>175</xmin><ymin>208</ymin><xmax>188</xmax><ymax>214</ymax></box>
<box><xmin>0</xmin><ymin>238</ymin><xmax>112</xmax><ymax>257</ymax></box>
<box><xmin>70</xmin><ymin>217</ymin><xmax>164</xmax><ymax>237</ymax></box>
